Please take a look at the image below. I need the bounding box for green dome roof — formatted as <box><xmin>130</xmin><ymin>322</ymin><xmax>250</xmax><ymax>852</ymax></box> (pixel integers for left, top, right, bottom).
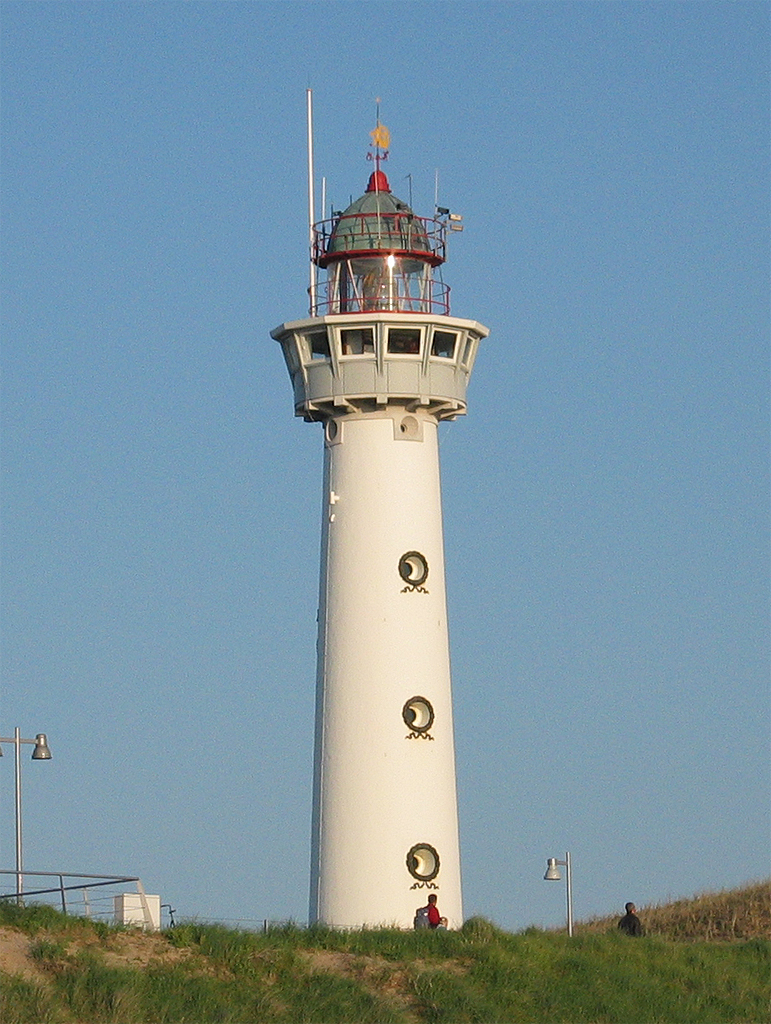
<box><xmin>319</xmin><ymin>170</ymin><xmax>437</xmax><ymax>266</ymax></box>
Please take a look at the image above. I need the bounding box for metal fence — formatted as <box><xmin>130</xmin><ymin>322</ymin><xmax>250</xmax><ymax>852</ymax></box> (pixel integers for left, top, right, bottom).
<box><xmin>0</xmin><ymin>870</ymin><xmax>162</xmax><ymax>929</ymax></box>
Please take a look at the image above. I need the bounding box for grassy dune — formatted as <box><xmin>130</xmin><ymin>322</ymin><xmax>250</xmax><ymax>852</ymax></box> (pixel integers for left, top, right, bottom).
<box><xmin>577</xmin><ymin>881</ymin><xmax>770</xmax><ymax>942</ymax></box>
<box><xmin>0</xmin><ymin>883</ymin><xmax>768</xmax><ymax>1023</ymax></box>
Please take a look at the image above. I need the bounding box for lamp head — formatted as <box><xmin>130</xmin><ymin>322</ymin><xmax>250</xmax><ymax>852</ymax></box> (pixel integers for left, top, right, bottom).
<box><xmin>544</xmin><ymin>857</ymin><xmax>561</xmax><ymax>881</ymax></box>
<box><xmin>31</xmin><ymin>734</ymin><xmax>52</xmax><ymax>760</ymax></box>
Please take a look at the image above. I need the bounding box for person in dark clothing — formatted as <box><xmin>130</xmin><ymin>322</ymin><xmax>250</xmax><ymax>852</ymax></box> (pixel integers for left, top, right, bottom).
<box><xmin>618</xmin><ymin>902</ymin><xmax>644</xmax><ymax>936</ymax></box>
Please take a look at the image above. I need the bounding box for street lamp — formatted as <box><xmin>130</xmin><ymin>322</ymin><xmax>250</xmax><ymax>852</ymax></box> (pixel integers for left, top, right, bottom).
<box><xmin>544</xmin><ymin>851</ymin><xmax>573</xmax><ymax>937</ymax></box>
<box><xmin>0</xmin><ymin>728</ymin><xmax>52</xmax><ymax>904</ymax></box>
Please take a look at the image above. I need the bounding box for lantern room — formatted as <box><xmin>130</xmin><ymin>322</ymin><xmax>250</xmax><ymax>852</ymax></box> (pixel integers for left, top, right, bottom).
<box><xmin>311</xmin><ymin>170</ymin><xmax>449</xmax><ymax>316</ymax></box>
<box><xmin>273</xmin><ymin>127</ymin><xmax>488</xmax><ymax>424</ymax></box>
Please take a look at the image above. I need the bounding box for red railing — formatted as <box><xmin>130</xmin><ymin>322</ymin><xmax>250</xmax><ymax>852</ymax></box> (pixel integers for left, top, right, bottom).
<box><xmin>312</xmin><ymin>213</ymin><xmax>447</xmax><ymax>267</ymax></box>
<box><xmin>310</xmin><ymin>280</ymin><xmax>450</xmax><ymax>317</ymax></box>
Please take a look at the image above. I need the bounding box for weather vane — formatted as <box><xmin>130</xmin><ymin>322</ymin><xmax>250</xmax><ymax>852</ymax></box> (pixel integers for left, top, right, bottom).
<box><xmin>368</xmin><ymin>97</ymin><xmax>390</xmax><ymax>172</ymax></box>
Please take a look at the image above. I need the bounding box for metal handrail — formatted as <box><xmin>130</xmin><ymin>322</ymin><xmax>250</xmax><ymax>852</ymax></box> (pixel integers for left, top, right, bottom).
<box><xmin>310</xmin><ymin>281</ymin><xmax>450</xmax><ymax>317</ymax></box>
<box><xmin>313</xmin><ymin>213</ymin><xmax>447</xmax><ymax>266</ymax></box>
<box><xmin>0</xmin><ymin>869</ymin><xmax>155</xmax><ymax>929</ymax></box>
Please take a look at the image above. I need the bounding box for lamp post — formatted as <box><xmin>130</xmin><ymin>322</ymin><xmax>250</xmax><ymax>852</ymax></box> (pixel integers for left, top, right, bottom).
<box><xmin>0</xmin><ymin>728</ymin><xmax>52</xmax><ymax>904</ymax></box>
<box><xmin>544</xmin><ymin>851</ymin><xmax>573</xmax><ymax>937</ymax></box>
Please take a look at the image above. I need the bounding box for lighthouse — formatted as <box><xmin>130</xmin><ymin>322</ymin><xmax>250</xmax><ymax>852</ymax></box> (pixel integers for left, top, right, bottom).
<box><xmin>272</xmin><ymin>115</ymin><xmax>488</xmax><ymax>929</ymax></box>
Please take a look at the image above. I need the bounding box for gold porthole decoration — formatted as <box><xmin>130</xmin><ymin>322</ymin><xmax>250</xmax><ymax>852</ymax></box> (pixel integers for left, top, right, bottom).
<box><xmin>403</xmin><ymin>696</ymin><xmax>435</xmax><ymax>739</ymax></box>
<box><xmin>406</xmin><ymin>843</ymin><xmax>440</xmax><ymax>888</ymax></box>
<box><xmin>399</xmin><ymin>551</ymin><xmax>428</xmax><ymax>592</ymax></box>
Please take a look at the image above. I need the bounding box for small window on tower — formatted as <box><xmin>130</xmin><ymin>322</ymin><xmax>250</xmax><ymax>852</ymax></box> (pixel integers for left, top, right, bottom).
<box><xmin>399</xmin><ymin>551</ymin><xmax>429</xmax><ymax>587</ymax></box>
<box><xmin>340</xmin><ymin>328</ymin><xmax>375</xmax><ymax>356</ymax></box>
<box><xmin>387</xmin><ymin>328</ymin><xmax>421</xmax><ymax>355</ymax></box>
<box><xmin>431</xmin><ymin>331</ymin><xmax>457</xmax><ymax>359</ymax></box>
<box><xmin>308</xmin><ymin>330</ymin><xmax>330</xmax><ymax>360</ymax></box>
<box><xmin>403</xmin><ymin>696</ymin><xmax>434</xmax><ymax>733</ymax></box>
<box><xmin>406</xmin><ymin>843</ymin><xmax>440</xmax><ymax>882</ymax></box>
<box><xmin>283</xmin><ymin>340</ymin><xmax>300</xmax><ymax>373</ymax></box>
<box><xmin>461</xmin><ymin>336</ymin><xmax>476</xmax><ymax>368</ymax></box>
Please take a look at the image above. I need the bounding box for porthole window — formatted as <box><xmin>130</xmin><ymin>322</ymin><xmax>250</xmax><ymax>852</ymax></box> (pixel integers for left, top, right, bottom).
<box><xmin>407</xmin><ymin>843</ymin><xmax>440</xmax><ymax>882</ymax></box>
<box><xmin>399</xmin><ymin>551</ymin><xmax>428</xmax><ymax>587</ymax></box>
<box><xmin>403</xmin><ymin>696</ymin><xmax>434</xmax><ymax>733</ymax></box>
<box><xmin>399</xmin><ymin>415</ymin><xmax>420</xmax><ymax>439</ymax></box>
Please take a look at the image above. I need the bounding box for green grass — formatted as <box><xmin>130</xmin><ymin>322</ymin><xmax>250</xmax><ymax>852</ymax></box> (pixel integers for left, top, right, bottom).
<box><xmin>579</xmin><ymin>881</ymin><xmax>770</xmax><ymax>942</ymax></box>
<box><xmin>1</xmin><ymin>884</ymin><xmax>768</xmax><ymax>1023</ymax></box>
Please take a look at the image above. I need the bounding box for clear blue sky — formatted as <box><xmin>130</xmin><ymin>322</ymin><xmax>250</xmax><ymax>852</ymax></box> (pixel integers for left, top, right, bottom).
<box><xmin>1</xmin><ymin>1</ymin><xmax>768</xmax><ymax>932</ymax></box>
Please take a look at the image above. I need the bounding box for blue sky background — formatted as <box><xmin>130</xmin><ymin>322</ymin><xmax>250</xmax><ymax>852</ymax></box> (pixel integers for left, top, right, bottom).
<box><xmin>1</xmin><ymin>1</ymin><xmax>768</xmax><ymax>932</ymax></box>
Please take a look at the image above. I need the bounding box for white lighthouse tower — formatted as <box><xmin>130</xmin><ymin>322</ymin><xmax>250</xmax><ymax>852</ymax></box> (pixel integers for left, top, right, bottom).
<box><xmin>272</xmin><ymin>117</ymin><xmax>488</xmax><ymax>929</ymax></box>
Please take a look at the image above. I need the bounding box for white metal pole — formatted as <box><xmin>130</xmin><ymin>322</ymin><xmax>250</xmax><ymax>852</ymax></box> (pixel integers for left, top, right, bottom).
<box><xmin>14</xmin><ymin>727</ymin><xmax>23</xmax><ymax>905</ymax></box>
<box><xmin>565</xmin><ymin>851</ymin><xmax>574</xmax><ymax>937</ymax></box>
<box><xmin>306</xmin><ymin>88</ymin><xmax>316</xmax><ymax>313</ymax></box>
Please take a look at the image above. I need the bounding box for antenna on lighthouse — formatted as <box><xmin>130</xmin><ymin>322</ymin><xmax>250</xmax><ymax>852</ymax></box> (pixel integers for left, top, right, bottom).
<box><xmin>306</xmin><ymin>88</ymin><xmax>316</xmax><ymax>313</ymax></box>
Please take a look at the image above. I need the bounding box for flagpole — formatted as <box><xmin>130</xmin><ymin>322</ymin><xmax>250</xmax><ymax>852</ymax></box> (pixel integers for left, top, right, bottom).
<box><xmin>306</xmin><ymin>88</ymin><xmax>316</xmax><ymax>314</ymax></box>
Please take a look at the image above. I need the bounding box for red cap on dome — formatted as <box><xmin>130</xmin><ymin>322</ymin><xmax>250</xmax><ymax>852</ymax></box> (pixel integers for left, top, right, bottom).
<box><xmin>366</xmin><ymin>169</ymin><xmax>390</xmax><ymax>193</ymax></box>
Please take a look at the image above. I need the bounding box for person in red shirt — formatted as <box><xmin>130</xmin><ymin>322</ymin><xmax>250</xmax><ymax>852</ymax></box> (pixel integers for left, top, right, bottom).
<box><xmin>426</xmin><ymin>894</ymin><xmax>442</xmax><ymax>929</ymax></box>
